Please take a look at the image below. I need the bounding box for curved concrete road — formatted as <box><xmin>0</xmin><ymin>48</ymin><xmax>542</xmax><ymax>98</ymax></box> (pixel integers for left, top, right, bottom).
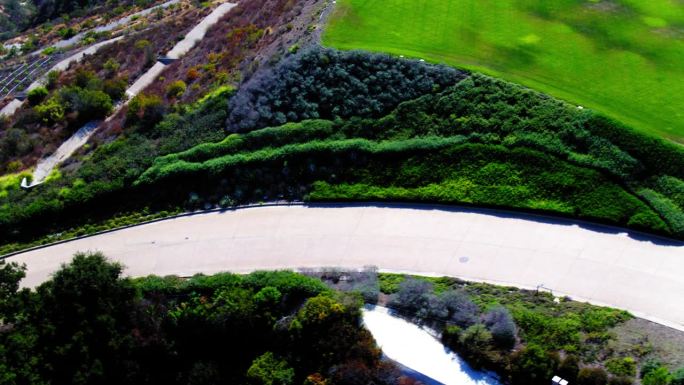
<box><xmin>6</xmin><ymin>204</ymin><xmax>684</xmax><ymax>330</ymax></box>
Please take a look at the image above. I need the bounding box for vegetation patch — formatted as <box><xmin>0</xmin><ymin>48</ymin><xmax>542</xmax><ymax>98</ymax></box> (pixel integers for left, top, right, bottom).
<box><xmin>323</xmin><ymin>0</ymin><xmax>684</xmax><ymax>142</ymax></box>
<box><xmin>3</xmin><ymin>50</ymin><xmax>684</xmax><ymax>253</ymax></box>
<box><xmin>0</xmin><ymin>254</ymin><xmax>405</xmax><ymax>384</ymax></box>
<box><xmin>369</xmin><ymin>272</ymin><xmax>684</xmax><ymax>385</ymax></box>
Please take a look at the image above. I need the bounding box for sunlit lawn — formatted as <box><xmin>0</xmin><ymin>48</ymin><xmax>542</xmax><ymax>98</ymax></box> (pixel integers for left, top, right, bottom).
<box><xmin>323</xmin><ymin>0</ymin><xmax>684</xmax><ymax>142</ymax></box>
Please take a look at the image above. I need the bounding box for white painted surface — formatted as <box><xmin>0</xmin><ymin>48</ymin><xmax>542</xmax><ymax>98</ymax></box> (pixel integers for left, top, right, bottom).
<box><xmin>363</xmin><ymin>306</ymin><xmax>500</xmax><ymax>385</ymax></box>
<box><xmin>166</xmin><ymin>2</ymin><xmax>237</xmax><ymax>59</ymax></box>
<box><xmin>31</xmin><ymin>121</ymin><xmax>100</xmax><ymax>183</ymax></box>
<box><xmin>6</xmin><ymin>204</ymin><xmax>684</xmax><ymax>330</ymax></box>
<box><xmin>125</xmin><ymin>61</ymin><xmax>167</xmax><ymax>98</ymax></box>
<box><xmin>0</xmin><ymin>99</ymin><xmax>24</xmax><ymax>117</ymax></box>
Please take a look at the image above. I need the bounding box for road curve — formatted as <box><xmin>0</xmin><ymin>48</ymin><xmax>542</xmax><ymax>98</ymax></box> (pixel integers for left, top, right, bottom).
<box><xmin>6</xmin><ymin>204</ymin><xmax>684</xmax><ymax>330</ymax></box>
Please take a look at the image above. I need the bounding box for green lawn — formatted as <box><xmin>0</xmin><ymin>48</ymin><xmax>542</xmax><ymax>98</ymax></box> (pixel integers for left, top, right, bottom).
<box><xmin>323</xmin><ymin>0</ymin><xmax>684</xmax><ymax>142</ymax></box>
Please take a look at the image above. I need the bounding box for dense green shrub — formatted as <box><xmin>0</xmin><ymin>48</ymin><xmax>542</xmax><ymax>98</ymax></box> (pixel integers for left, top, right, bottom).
<box><xmin>27</xmin><ymin>86</ymin><xmax>48</xmax><ymax>105</ymax></box>
<box><xmin>126</xmin><ymin>93</ymin><xmax>166</xmax><ymax>129</ymax></box>
<box><xmin>0</xmin><ymin>254</ymin><xmax>394</xmax><ymax>385</ymax></box>
<box><xmin>606</xmin><ymin>357</ymin><xmax>637</xmax><ymax>377</ymax></box>
<box><xmin>577</xmin><ymin>367</ymin><xmax>609</xmax><ymax>385</ymax></box>
<box><xmin>227</xmin><ymin>47</ymin><xmax>465</xmax><ymax>131</ymax></box>
<box><xmin>558</xmin><ymin>355</ymin><xmax>580</xmax><ymax>383</ymax></box>
<box><xmin>609</xmin><ymin>377</ymin><xmax>635</xmax><ymax>385</ymax></box>
<box><xmin>34</xmin><ymin>96</ymin><xmax>65</xmax><ymax>124</ymax></box>
<box><xmin>102</xmin><ymin>77</ymin><xmax>128</xmax><ymax>101</ymax></box>
<box><xmin>4</xmin><ymin>55</ymin><xmax>684</xmax><ymax>251</ymax></box>
<box><xmin>59</xmin><ymin>86</ymin><xmax>113</xmax><ymax>122</ymax></box>
<box><xmin>672</xmin><ymin>367</ymin><xmax>684</xmax><ymax>385</ymax></box>
<box><xmin>458</xmin><ymin>324</ymin><xmax>494</xmax><ymax>368</ymax></box>
<box><xmin>246</xmin><ymin>352</ymin><xmax>294</xmax><ymax>385</ymax></box>
<box><xmin>643</xmin><ymin>367</ymin><xmax>673</xmax><ymax>385</ymax></box>
<box><xmin>510</xmin><ymin>343</ymin><xmax>559</xmax><ymax>385</ymax></box>
<box><xmin>166</xmin><ymin>80</ymin><xmax>187</xmax><ymax>99</ymax></box>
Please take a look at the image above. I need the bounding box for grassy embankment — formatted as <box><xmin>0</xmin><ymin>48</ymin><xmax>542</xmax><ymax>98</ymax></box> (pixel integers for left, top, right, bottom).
<box><xmin>323</xmin><ymin>0</ymin><xmax>684</xmax><ymax>142</ymax></box>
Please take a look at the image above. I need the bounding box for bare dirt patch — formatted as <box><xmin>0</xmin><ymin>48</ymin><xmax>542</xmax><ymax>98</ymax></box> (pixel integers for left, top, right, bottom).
<box><xmin>610</xmin><ymin>318</ymin><xmax>684</xmax><ymax>369</ymax></box>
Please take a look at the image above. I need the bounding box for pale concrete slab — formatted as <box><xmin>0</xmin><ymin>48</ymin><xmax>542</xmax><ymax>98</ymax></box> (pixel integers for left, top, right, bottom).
<box><xmin>5</xmin><ymin>204</ymin><xmax>684</xmax><ymax>330</ymax></box>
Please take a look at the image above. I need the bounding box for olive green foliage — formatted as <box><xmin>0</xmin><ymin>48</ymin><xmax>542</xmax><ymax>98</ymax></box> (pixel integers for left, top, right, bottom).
<box><xmin>558</xmin><ymin>355</ymin><xmax>580</xmax><ymax>383</ymax></box>
<box><xmin>3</xmin><ymin>56</ymin><xmax>684</xmax><ymax>256</ymax></box>
<box><xmin>59</xmin><ymin>85</ymin><xmax>113</xmax><ymax>121</ymax></box>
<box><xmin>606</xmin><ymin>357</ymin><xmax>637</xmax><ymax>377</ymax></box>
<box><xmin>0</xmin><ymin>86</ymin><xmax>231</xmax><ymax>251</ymax></box>
<box><xmin>381</xmin><ymin>273</ymin><xmax>634</xmax><ymax>384</ymax></box>
<box><xmin>0</xmin><ymin>254</ymin><xmax>395</xmax><ymax>385</ymax></box>
<box><xmin>34</xmin><ymin>96</ymin><xmax>65</xmax><ymax>124</ymax></box>
<box><xmin>672</xmin><ymin>367</ymin><xmax>684</xmax><ymax>385</ymax></box>
<box><xmin>247</xmin><ymin>352</ymin><xmax>294</xmax><ymax>385</ymax></box>
<box><xmin>510</xmin><ymin>344</ymin><xmax>559</xmax><ymax>385</ymax></box>
<box><xmin>27</xmin><ymin>86</ymin><xmax>48</xmax><ymax>105</ymax></box>
<box><xmin>577</xmin><ymin>367</ymin><xmax>609</xmax><ymax>385</ymax></box>
<box><xmin>126</xmin><ymin>93</ymin><xmax>166</xmax><ymax>129</ymax></box>
<box><xmin>166</xmin><ymin>80</ymin><xmax>187</xmax><ymax>99</ymax></box>
<box><xmin>643</xmin><ymin>367</ymin><xmax>673</xmax><ymax>385</ymax></box>
<box><xmin>32</xmin><ymin>69</ymin><xmax>118</xmax><ymax>126</ymax></box>
<box><xmin>457</xmin><ymin>324</ymin><xmax>495</xmax><ymax>368</ymax></box>
<box><xmin>139</xmin><ymin>74</ymin><xmax>683</xmax><ymax>238</ymax></box>
<box><xmin>103</xmin><ymin>58</ymin><xmax>120</xmax><ymax>76</ymax></box>
<box><xmin>102</xmin><ymin>77</ymin><xmax>128</xmax><ymax>101</ymax></box>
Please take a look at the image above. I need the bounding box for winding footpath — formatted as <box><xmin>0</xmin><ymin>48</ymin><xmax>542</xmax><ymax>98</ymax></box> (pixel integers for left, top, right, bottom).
<box><xmin>0</xmin><ymin>36</ymin><xmax>124</xmax><ymax>117</ymax></box>
<box><xmin>20</xmin><ymin>2</ymin><xmax>238</xmax><ymax>187</ymax></box>
<box><xmin>1</xmin><ymin>0</ymin><xmax>181</xmax><ymax>115</ymax></box>
<box><xmin>5</xmin><ymin>204</ymin><xmax>684</xmax><ymax>331</ymax></box>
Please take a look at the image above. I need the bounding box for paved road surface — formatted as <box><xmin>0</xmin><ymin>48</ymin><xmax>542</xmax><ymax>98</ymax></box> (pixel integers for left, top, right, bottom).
<box><xmin>6</xmin><ymin>204</ymin><xmax>684</xmax><ymax>330</ymax></box>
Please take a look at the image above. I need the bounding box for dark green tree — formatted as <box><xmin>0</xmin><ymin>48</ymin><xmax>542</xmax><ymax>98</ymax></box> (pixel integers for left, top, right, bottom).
<box><xmin>31</xmin><ymin>252</ymin><xmax>136</xmax><ymax>385</ymax></box>
<box><xmin>246</xmin><ymin>352</ymin><xmax>295</xmax><ymax>385</ymax></box>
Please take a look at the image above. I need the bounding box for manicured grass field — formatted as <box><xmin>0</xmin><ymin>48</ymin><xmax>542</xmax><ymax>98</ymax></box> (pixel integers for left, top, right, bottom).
<box><xmin>323</xmin><ymin>0</ymin><xmax>684</xmax><ymax>142</ymax></box>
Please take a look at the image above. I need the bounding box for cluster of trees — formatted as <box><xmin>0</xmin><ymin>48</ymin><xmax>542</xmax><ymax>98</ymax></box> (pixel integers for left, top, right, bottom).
<box><xmin>3</xmin><ymin>55</ymin><xmax>684</xmax><ymax>252</ymax></box>
<box><xmin>226</xmin><ymin>48</ymin><xmax>465</xmax><ymax>131</ymax></box>
<box><xmin>389</xmin><ymin>278</ymin><xmax>518</xmax><ymax>371</ymax></box>
<box><xmin>0</xmin><ymin>254</ymin><xmax>406</xmax><ymax>385</ymax></box>
<box><xmin>31</xmin><ymin>68</ymin><xmax>125</xmax><ymax>126</ymax></box>
<box><xmin>383</xmin><ymin>275</ymin><xmax>683</xmax><ymax>385</ymax></box>
<box><xmin>0</xmin><ymin>0</ymin><xmax>35</xmax><ymax>39</ymax></box>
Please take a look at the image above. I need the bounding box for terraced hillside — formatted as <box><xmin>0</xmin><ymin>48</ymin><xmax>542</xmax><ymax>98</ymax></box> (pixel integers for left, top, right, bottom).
<box><xmin>323</xmin><ymin>0</ymin><xmax>684</xmax><ymax>142</ymax></box>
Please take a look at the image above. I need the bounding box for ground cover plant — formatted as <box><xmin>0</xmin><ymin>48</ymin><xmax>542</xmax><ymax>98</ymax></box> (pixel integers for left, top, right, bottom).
<box><xmin>370</xmin><ymin>273</ymin><xmax>684</xmax><ymax>385</ymax></box>
<box><xmin>323</xmin><ymin>0</ymin><xmax>684</xmax><ymax>142</ymax></box>
<box><xmin>0</xmin><ymin>254</ymin><xmax>406</xmax><ymax>385</ymax></box>
<box><xmin>3</xmin><ymin>49</ymin><xmax>684</xmax><ymax>254</ymax></box>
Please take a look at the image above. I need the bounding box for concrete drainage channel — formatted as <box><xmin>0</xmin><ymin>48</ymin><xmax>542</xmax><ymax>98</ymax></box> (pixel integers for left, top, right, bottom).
<box><xmin>17</xmin><ymin>2</ymin><xmax>238</xmax><ymax>189</ymax></box>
